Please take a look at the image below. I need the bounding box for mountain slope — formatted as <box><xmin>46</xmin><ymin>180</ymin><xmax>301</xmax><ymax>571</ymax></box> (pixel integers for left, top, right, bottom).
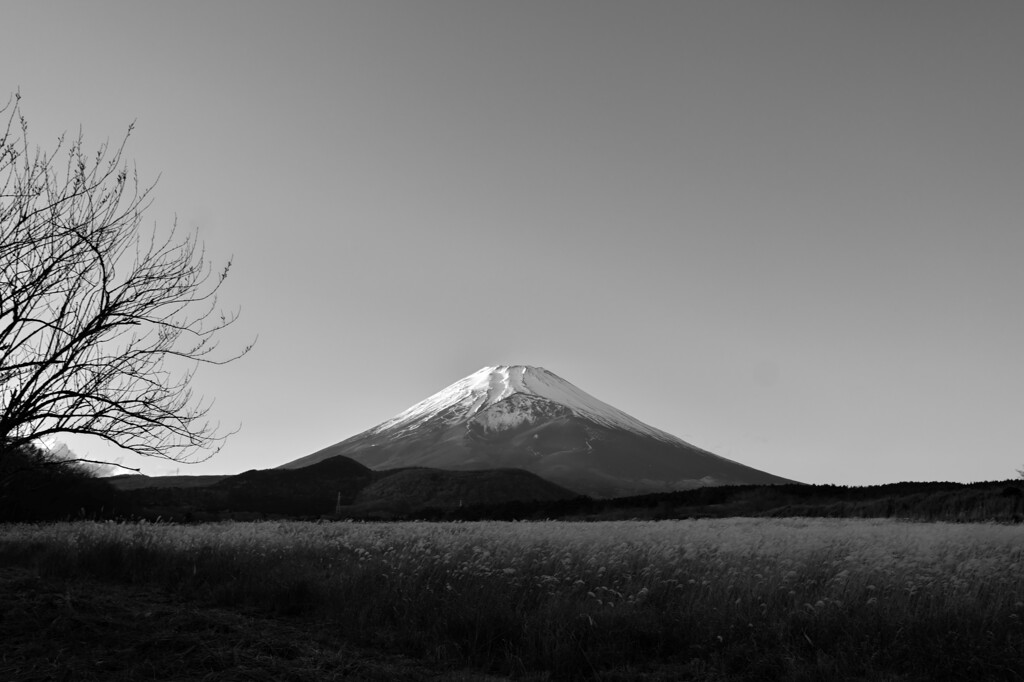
<box><xmin>282</xmin><ymin>365</ymin><xmax>794</xmax><ymax>497</ymax></box>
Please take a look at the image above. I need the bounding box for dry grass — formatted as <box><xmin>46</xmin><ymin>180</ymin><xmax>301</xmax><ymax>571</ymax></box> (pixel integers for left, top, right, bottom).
<box><xmin>2</xmin><ymin>518</ymin><xmax>1023</xmax><ymax>680</ymax></box>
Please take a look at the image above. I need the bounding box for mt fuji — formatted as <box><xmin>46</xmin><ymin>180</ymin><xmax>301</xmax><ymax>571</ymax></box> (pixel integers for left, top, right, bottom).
<box><xmin>281</xmin><ymin>365</ymin><xmax>793</xmax><ymax>497</ymax></box>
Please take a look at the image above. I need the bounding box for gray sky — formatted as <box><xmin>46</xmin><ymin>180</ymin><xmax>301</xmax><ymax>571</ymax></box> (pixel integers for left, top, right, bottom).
<box><xmin>4</xmin><ymin>1</ymin><xmax>1023</xmax><ymax>484</ymax></box>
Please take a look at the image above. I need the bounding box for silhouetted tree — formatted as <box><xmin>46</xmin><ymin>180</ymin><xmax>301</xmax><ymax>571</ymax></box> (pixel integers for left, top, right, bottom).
<box><xmin>0</xmin><ymin>93</ymin><xmax>252</xmax><ymax>470</ymax></box>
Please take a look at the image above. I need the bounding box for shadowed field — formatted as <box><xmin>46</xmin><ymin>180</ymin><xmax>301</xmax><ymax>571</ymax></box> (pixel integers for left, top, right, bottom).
<box><xmin>2</xmin><ymin>518</ymin><xmax>1022</xmax><ymax>680</ymax></box>
<box><xmin>0</xmin><ymin>566</ymin><xmax>511</xmax><ymax>682</ymax></box>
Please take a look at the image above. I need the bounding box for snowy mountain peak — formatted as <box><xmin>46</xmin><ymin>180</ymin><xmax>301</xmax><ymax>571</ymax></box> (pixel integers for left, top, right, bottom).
<box><xmin>369</xmin><ymin>365</ymin><xmax>689</xmax><ymax>445</ymax></box>
<box><xmin>283</xmin><ymin>364</ymin><xmax>795</xmax><ymax>496</ymax></box>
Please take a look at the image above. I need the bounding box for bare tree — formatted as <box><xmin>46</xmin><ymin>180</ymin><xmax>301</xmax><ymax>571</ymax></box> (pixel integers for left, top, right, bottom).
<box><xmin>0</xmin><ymin>93</ymin><xmax>253</xmax><ymax>470</ymax></box>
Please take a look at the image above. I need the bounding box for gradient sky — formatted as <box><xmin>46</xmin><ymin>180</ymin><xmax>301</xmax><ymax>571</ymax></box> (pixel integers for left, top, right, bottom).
<box><xmin>4</xmin><ymin>1</ymin><xmax>1022</xmax><ymax>485</ymax></box>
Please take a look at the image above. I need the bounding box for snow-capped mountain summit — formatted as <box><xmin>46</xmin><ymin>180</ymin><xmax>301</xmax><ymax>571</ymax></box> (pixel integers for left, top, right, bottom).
<box><xmin>281</xmin><ymin>365</ymin><xmax>793</xmax><ymax>497</ymax></box>
<box><xmin>370</xmin><ymin>365</ymin><xmax>684</xmax><ymax>445</ymax></box>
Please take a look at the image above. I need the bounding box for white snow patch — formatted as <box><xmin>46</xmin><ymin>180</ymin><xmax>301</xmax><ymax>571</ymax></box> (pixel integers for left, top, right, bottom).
<box><xmin>369</xmin><ymin>365</ymin><xmax>690</xmax><ymax>446</ymax></box>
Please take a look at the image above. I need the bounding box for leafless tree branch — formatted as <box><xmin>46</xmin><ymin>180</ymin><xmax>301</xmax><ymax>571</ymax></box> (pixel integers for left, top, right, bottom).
<box><xmin>0</xmin><ymin>93</ymin><xmax>254</xmax><ymax>467</ymax></box>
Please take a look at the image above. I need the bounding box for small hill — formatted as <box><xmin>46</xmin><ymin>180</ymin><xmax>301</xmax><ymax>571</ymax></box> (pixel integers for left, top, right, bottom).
<box><xmin>117</xmin><ymin>455</ymin><xmax>579</xmax><ymax>520</ymax></box>
<box><xmin>106</xmin><ymin>474</ymin><xmax>229</xmax><ymax>491</ymax></box>
<box><xmin>210</xmin><ymin>455</ymin><xmax>376</xmax><ymax>515</ymax></box>
<box><xmin>352</xmin><ymin>467</ymin><xmax>576</xmax><ymax>512</ymax></box>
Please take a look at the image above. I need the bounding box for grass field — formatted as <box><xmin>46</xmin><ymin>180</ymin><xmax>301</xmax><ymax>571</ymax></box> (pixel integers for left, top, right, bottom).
<box><xmin>2</xmin><ymin>518</ymin><xmax>1022</xmax><ymax>680</ymax></box>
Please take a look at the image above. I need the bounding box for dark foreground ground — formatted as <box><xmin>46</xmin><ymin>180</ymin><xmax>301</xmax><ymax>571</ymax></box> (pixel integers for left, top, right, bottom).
<box><xmin>0</xmin><ymin>567</ymin><xmax>517</xmax><ymax>682</ymax></box>
<box><xmin>3</xmin><ymin>519</ymin><xmax>1020</xmax><ymax>681</ymax></box>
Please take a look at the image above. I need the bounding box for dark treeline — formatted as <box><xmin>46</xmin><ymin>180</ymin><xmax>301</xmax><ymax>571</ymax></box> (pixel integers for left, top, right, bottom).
<box><xmin>2</xmin><ymin>443</ymin><xmax>1022</xmax><ymax>524</ymax></box>
<box><xmin>410</xmin><ymin>480</ymin><xmax>1024</xmax><ymax>524</ymax></box>
<box><xmin>0</xmin><ymin>443</ymin><xmax>124</xmax><ymax>521</ymax></box>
